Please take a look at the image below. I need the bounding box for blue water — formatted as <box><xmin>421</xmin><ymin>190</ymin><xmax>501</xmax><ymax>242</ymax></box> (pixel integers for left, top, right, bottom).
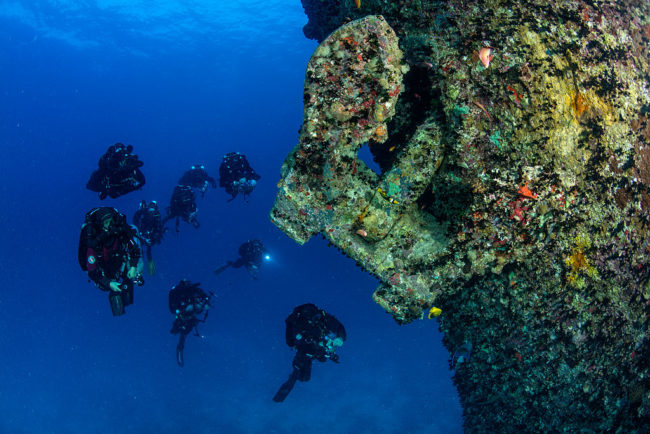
<box><xmin>0</xmin><ymin>2</ymin><xmax>462</xmax><ymax>432</ymax></box>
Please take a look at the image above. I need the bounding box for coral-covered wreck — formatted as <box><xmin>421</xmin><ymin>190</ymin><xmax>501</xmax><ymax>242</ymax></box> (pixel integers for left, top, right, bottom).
<box><xmin>271</xmin><ymin>0</ymin><xmax>650</xmax><ymax>431</ymax></box>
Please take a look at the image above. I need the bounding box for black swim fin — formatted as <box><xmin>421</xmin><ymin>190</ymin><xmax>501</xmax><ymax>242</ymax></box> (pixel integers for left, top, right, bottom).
<box><xmin>273</xmin><ymin>370</ymin><xmax>299</xmax><ymax>403</ymax></box>
<box><xmin>146</xmin><ymin>246</ymin><xmax>155</xmax><ymax>275</ymax></box>
<box><xmin>176</xmin><ymin>333</ymin><xmax>187</xmax><ymax>367</ymax></box>
<box><xmin>214</xmin><ymin>261</ymin><xmax>233</xmax><ymax>276</ymax></box>
<box><xmin>109</xmin><ymin>293</ymin><xmax>124</xmax><ymax>316</ymax></box>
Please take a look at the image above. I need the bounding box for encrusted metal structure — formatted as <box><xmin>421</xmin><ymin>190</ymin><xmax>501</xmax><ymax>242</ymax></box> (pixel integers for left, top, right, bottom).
<box><xmin>271</xmin><ymin>1</ymin><xmax>650</xmax><ymax>431</ymax></box>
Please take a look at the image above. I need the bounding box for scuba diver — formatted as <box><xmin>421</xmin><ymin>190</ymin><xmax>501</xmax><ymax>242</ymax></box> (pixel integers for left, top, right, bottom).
<box><xmin>178</xmin><ymin>164</ymin><xmax>217</xmax><ymax>197</ymax></box>
<box><xmin>78</xmin><ymin>207</ymin><xmax>144</xmax><ymax>316</ymax></box>
<box><xmin>213</xmin><ymin>239</ymin><xmax>268</xmax><ymax>279</ymax></box>
<box><xmin>273</xmin><ymin>303</ymin><xmax>346</xmax><ymax>402</ymax></box>
<box><xmin>87</xmin><ymin>143</ymin><xmax>146</xmax><ymax>200</ymax></box>
<box><xmin>164</xmin><ymin>184</ymin><xmax>200</xmax><ymax>232</ymax></box>
<box><xmin>218</xmin><ymin>152</ymin><xmax>261</xmax><ymax>202</ymax></box>
<box><xmin>168</xmin><ymin>280</ymin><xmax>212</xmax><ymax>367</ymax></box>
<box><xmin>132</xmin><ymin>200</ymin><xmax>167</xmax><ymax>275</ymax></box>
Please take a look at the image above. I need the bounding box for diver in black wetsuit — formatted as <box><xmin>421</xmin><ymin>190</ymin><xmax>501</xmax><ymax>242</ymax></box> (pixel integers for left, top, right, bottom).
<box><xmin>169</xmin><ymin>280</ymin><xmax>212</xmax><ymax>367</ymax></box>
<box><xmin>218</xmin><ymin>152</ymin><xmax>261</xmax><ymax>202</ymax></box>
<box><xmin>213</xmin><ymin>239</ymin><xmax>268</xmax><ymax>279</ymax></box>
<box><xmin>178</xmin><ymin>164</ymin><xmax>217</xmax><ymax>198</ymax></box>
<box><xmin>273</xmin><ymin>303</ymin><xmax>346</xmax><ymax>402</ymax></box>
<box><xmin>78</xmin><ymin>207</ymin><xmax>145</xmax><ymax>316</ymax></box>
<box><xmin>87</xmin><ymin>143</ymin><xmax>145</xmax><ymax>199</ymax></box>
<box><xmin>164</xmin><ymin>185</ymin><xmax>200</xmax><ymax>232</ymax></box>
<box><xmin>132</xmin><ymin>200</ymin><xmax>166</xmax><ymax>275</ymax></box>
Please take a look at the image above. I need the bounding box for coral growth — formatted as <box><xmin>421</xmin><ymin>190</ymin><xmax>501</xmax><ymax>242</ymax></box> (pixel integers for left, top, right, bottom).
<box><xmin>564</xmin><ymin>233</ymin><xmax>598</xmax><ymax>288</ymax></box>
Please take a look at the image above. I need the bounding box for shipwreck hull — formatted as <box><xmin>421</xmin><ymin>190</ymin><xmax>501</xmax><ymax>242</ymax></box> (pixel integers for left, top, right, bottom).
<box><xmin>271</xmin><ymin>1</ymin><xmax>650</xmax><ymax>431</ymax></box>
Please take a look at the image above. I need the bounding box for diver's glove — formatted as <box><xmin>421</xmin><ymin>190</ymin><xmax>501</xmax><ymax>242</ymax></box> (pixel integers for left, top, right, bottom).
<box><xmin>109</xmin><ymin>281</ymin><xmax>123</xmax><ymax>292</ymax></box>
<box><xmin>127</xmin><ymin>266</ymin><xmax>137</xmax><ymax>279</ymax></box>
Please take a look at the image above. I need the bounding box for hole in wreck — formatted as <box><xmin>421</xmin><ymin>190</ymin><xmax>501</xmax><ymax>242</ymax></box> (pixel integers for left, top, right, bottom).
<box><xmin>357</xmin><ymin>143</ymin><xmax>382</xmax><ymax>175</ymax></box>
<box><xmin>367</xmin><ymin>61</ymin><xmax>443</xmax><ymax>173</ymax></box>
<box><xmin>417</xmin><ymin>171</ymin><xmax>475</xmax><ymax>234</ymax></box>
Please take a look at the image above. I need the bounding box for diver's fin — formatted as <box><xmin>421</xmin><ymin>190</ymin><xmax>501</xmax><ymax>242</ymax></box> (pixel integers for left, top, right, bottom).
<box><xmin>272</xmin><ymin>370</ymin><xmax>299</xmax><ymax>403</ymax></box>
<box><xmin>214</xmin><ymin>261</ymin><xmax>233</xmax><ymax>276</ymax></box>
<box><xmin>109</xmin><ymin>293</ymin><xmax>124</xmax><ymax>316</ymax></box>
<box><xmin>147</xmin><ymin>259</ymin><xmax>156</xmax><ymax>276</ymax></box>
<box><xmin>176</xmin><ymin>345</ymin><xmax>184</xmax><ymax>367</ymax></box>
<box><xmin>176</xmin><ymin>333</ymin><xmax>187</xmax><ymax>367</ymax></box>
